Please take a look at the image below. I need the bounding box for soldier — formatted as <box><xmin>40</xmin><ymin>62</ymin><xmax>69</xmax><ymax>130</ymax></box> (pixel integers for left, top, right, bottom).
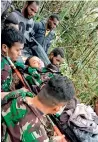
<box><xmin>2</xmin><ymin>75</ymin><xmax>75</xmax><ymax>142</ymax></box>
<box><xmin>1</xmin><ymin>27</ymin><xmax>25</xmax><ymax>94</ymax></box>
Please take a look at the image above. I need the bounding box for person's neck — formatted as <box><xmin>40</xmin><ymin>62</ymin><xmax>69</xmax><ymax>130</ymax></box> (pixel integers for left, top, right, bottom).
<box><xmin>26</xmin><ymin>96</ymin><xmax>46</xmax><ymax>114</ymax></box>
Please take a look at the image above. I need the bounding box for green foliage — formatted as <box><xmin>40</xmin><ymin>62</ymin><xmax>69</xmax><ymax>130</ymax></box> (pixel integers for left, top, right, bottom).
<box><xmin>50</xmin><ymin>1</ymin><xmax>98</xmax><ymax>107</ymax></box>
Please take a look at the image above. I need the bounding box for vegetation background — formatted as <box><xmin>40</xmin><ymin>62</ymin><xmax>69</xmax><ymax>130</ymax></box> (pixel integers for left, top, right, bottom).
<box><xmin>12</xmin><ymin>0</ymin><xmax>98</xmax><ymax>107</ymax></box>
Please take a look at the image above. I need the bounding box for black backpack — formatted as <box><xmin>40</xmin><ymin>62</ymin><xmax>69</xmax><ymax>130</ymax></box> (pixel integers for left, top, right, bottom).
<box><xmin>1</xmin><ymin>0</ymin><xmax>14</xmax><ymax>31</ymax></box>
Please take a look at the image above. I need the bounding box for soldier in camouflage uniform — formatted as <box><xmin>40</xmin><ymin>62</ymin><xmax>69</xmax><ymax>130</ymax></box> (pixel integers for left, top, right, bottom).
<box><xmin>2</xmin><ymin>90</ymin><xmax>49</xmax><ymax>142</ymax></box>
<box><xmin>2</xmin><ymin>75</ymin><xmax>75</xmax><ymax>142</ymax></box>
<box><xmin>1</xmin><ymin>27</ymin><xmax>25</xmax><ymax>92</ymax></box>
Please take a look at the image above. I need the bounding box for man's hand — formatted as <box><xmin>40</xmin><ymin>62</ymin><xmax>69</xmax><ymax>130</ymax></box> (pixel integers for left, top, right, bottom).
<box><xmin>51</xmin><ymin>135</ymin><xmax>68</xmax><ymax>142</ymax></box>
<box><xmin>20</xmin><ymin>87</ymin><xmax>29</xmax><ymax>92</ymax></box>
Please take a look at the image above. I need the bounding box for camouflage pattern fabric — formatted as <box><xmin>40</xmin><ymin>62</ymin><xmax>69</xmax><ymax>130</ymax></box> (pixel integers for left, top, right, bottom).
<box><xmin>25</xmin><ymin>67</ymin><xmax>54</xmax><ymax>88</ymax></box>
<box><xmin>10</xmin><ymin>73</ymin><xmax>20</xmax><ymax>91</ymax></box>
<box><xmin>1</xmin><ymin>90</ymin><xmax>49</xmax><ymax>142</ymax></box>
<box><xmin>40</xmin><ymin>67</ymin><xmax>54</xmax><ymax>83</ymax></box>
<box><xmin>1</xmin><ymin>55</ymin><xmax>12</xmax><ymax>92</ymax></box>
<box><xmin>26</xmin><ymin>67</ymin><xmax>42</xmax><ymax>86</ymax></box>
<box><xmin>13</xmin><ymin>61</ymin><xmax>55</xmax><ymax>93</ymax></box>
<box><xmin>14</xmin><ymin>61</ymin><xmax>54</xmax><ymax>87</ymax></box>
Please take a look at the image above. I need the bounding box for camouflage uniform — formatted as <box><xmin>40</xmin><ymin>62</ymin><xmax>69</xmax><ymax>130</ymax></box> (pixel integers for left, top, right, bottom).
<box><xmin>25</xmin><ymin>67</ymin><xmax>54</xmax><ymax>88</ymax></box>
<box><xmin>2</xmin><ymin>90</ymin><xmax>49</xmax><ymax>142</ymax></box>
<box><xmin>1</xmin><ymin>55</ymin><xmax>21</xmax><ymax>92</ymax></box>
<box><xmin>1</xmin><ymin>55</ymin><xmax>12</xmax><ymax>92</ymax></box>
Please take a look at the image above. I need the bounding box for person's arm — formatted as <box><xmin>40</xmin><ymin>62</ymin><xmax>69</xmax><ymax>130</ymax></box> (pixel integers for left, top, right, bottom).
<box><xmin>30</xmin><ymin>22</ymin><xmax>40</xmax><ymax>38</ymax></box>
<box><xmin>33</xmin><ymin>22</ymin><xmax>40</xmax><ymax>33</ymax></box>
<box><xmin>50</xmin><ymin>135</ymin><xmax>67</xmax><ymax>142</ymax></box>
<box><xmin>1</xmin><ymin>87</ymin><xmax>29</xmax><ymax>105</ymax></box>
<box><xmin>1</xmin><ymin>66</ymin><xmax>12</xmax><ymax>92</ymax></box>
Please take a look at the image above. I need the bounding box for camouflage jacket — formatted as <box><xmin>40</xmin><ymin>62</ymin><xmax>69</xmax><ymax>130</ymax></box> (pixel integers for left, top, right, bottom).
<box><xmin>1</xmin><ymin>90</ymin><xmax>49</xmax><ymax>142</ymax></box>
<box><xmin>25</xmin><ymin>67</ymin><xmax>54</xmax><ymax>87</ymax></box>
<box><xmin>1</xmin><ymin>55</ymin><xmax>12</xmax><ymax>92</ymax></box>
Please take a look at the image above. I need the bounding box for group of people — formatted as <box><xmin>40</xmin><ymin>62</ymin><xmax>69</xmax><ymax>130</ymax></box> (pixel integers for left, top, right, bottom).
<box><xmin>1</xmin><ymin>1</ymin><xmax>98</xmax><ymax>142</ymax></box>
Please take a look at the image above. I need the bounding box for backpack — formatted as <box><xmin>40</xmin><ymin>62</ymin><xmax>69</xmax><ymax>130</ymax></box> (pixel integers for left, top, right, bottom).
<box><xmin>1</xmin><ymin>0</ymin><xmax>14</xmax><ymax>31</ymax></box>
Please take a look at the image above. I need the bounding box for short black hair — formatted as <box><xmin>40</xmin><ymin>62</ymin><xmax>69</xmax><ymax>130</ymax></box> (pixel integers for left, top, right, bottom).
<box><xmin>25</xmin><ymin>56</ymin><xmax>33</xmax><ymax>66</ymax></box>
<box><xmin>49</xmin><ymin>14</ymin><xmax>59</xmax><ymax>21</ymax></box>
<box><xmin>27</xmin><ymin>1</ymin><xmax>40</xmax><ymax>6</ymax></box>
<box><xmin>38</xmin><ymin>75</ymin><xmax>75</xmax><ymax>107</ymax></box>
<box><xmin>50</xmin><ymin>47</ymin><xmax>64</xmax><ymax>58</ymax></box>
<box><xmin>1</xmin><ymin>27</ymin><xmax>25</xmax><ymax>48</ymax></box>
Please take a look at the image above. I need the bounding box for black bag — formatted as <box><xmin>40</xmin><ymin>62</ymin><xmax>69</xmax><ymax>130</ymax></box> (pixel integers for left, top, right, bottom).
<box><xmin>50</xmin><ymin>115</ymin><xmax>80</xmax><ymax>142</ymax></box>
<box><xmin>1</xmin><ymin>0</ymin><xmax>14</xmax><ymax>31</ymax></box>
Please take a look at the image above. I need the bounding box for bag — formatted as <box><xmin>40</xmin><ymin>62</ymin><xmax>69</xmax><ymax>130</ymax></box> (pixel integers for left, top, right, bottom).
<box><xmin>1</xmin><ymin>0</ymin><xmax>14</xmax><ymax>31</ymax></box>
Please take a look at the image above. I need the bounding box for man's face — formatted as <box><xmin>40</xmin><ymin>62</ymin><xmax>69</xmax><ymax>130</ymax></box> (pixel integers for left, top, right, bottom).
<box><xmin>50</xmin><ymin>54</ymin><xmax>64</xmax><ymax>67</ymax></box>
<box><xmin>26</xmin><ymin>2</ymin><xmax>39</xmax><ymax>18</ymax></box>
<box><xmin>47</xmin><ymin>18</ymin><xmax>59</xmax><ymax>30</ymax></box>
<box><xmin>29</xmin><ymin>57</ymin><xmax>40</xmax><ymax>68</ymax></box>
<box><xmin>7</xmin><ymin>42</ymin><xmax>24</xmax><ymax>61</ymax></box>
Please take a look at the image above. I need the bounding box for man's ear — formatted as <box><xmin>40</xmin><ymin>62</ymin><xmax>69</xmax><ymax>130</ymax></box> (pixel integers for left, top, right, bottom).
<box><xmin>2</xmin><ymin>44</ymin><xmax>8</xmax><ymax>54</ymax></box>
<box><xmin>50</xmin><ymin>53</ymin><xmax>54</xmax><ymax>59</ymax></box>
<box><xmin>53</xmin><ymin>105</ymin><xmax>61</xmax><ymax>113</ymax></box>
